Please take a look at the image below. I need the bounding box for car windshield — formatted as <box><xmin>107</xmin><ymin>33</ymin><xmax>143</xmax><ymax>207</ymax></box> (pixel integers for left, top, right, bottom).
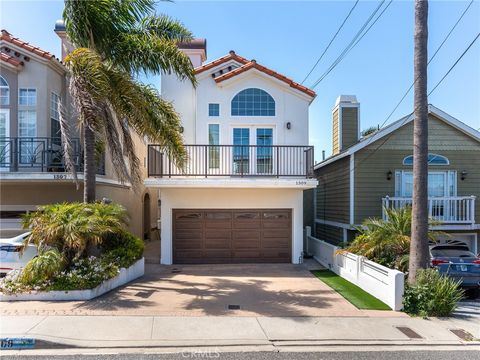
<box><xmin>431</xmin><ymin>246</ymin><xmax>474</xmax><ymax>258</ymax></box>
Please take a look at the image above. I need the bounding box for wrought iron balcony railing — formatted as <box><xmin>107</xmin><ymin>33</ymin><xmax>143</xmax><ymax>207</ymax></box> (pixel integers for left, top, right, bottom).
<box><xmin>0</xmin><ymin>137</ymin><xmax>105</xmax><ymax>175</ymax></box>
<box><xmin>382</xmin><ymin>196</ymin><xmax>476</xmax><ymax>224</ymax></box>
<box><xmin>148</xmin><ymin>144</ymin><xmax>315</xmax><ymax>178</ymax></box>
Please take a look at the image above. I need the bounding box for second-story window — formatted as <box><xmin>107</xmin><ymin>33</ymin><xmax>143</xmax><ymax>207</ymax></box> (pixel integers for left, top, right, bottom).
<box><xmin>231</xmin><ymin>88</ymin><xmax>275</xmax><ymax>116</ymax></box>
<box><xmin>18</xmin><ymin>88</ymin><xmax>37</xmax><ymax>164</ymax></box>
<box><xmin>19</xmin><ymin>88</ymin><xmax>36</xmax><ymax>106</ymax></box>
<box><xmin>208</xmin><ymin>103</ymin><xmax>220</xmax><ymax>116</ymax></box>
<box><xmin>0</xmin><ymin>76</ymin><xmax>9</xmax><ymax>106</ymax></box>
<box><xmin>208</xmin><ymin>124</ymin><xmax>220</xmax><ymax>169</ymax></box>
<box><xmin>51</xmin><ymin>93</ymin><xmax>61</xmax><ymax>146</ymax></box>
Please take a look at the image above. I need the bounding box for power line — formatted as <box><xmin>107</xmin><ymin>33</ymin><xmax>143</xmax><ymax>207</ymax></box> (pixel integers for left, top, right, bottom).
<box><xmin>310</xmin><ymin>0</ymin><xmax>391</xmax><ymax>89</ymax></box>
<box><xmin>301</xmin><ymin>0</ymin><xmax>360</xmax><ymax>84</ymax></box>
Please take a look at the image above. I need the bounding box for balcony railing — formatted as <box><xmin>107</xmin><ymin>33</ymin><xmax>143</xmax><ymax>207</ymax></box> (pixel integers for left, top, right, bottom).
<box><xmin>382</xmin><ymin>196</ymin><xmax>476</xmax><ymax>224</ymax></box>
<box><xmin>0</xmin><ymin>137</ymin><xmax>104</xmax><ymax>175</ymax></box>
<box><xmin>148</xmin><ymin>144</ymin><xmax>314</xmax><ymax>178</ymax></box>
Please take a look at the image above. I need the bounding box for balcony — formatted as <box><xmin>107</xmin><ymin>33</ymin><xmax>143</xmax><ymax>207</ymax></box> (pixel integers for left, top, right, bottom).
<box><xmin>0</xmin><ymin>137</ymin><xmax>104</xmax><ymax>175</ymax></box>
<box><xmin>148</xmin><ymin>144</ymin><xmax>314</xmax><ymax>178</ymax></box>
<box><xmin>382</xmin><ymin>196</ymin><xmax>476</xmax><ymax>225</ymax></box>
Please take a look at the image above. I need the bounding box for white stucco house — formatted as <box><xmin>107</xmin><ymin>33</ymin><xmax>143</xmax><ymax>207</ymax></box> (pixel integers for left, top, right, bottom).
<box><xmin>145</xmin><ymin>40</ymin><xmax>317</xmax><ymax>264</ymax></box>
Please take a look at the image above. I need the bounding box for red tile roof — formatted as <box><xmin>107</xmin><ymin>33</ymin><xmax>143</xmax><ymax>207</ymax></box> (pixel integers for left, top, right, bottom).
<box><xmin>214</xmin><ymin>60</ymin><xmax>316</xmax><ymax>98</ymax></box>
<box><xmin>1</xmin><ymin>29</ymin><xmax>55</xmax><ymax>60</ymax></box>
<box><xmin>0</xmin><ymin>52</ymin><xmax>22</xmax><ymax>67</ymax></box>
<box><xmin>194</xmin><ymin>51</ymin><xmax>249</xmax><ymax>74</ymax></box>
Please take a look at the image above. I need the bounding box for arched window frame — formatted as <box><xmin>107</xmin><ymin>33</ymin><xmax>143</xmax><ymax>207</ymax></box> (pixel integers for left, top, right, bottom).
<box><xmin>0</xmin><ymin>76</ymin><xmax>9</xmax><ymax>106</ymax></box>
<box><xmin>402</xmin><ymin>153</ymin><xmax>449</xmax><ymax>166</ymax></box>
<box><xmin>231</xmin><ymin>88</ymin><xmax>275</xmax><ymax>116</ymax></box>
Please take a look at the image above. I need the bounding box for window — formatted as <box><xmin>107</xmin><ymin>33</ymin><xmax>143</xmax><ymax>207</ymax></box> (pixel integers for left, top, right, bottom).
<box><xmin>208</xmin><ymin>103</ymin><xmax>219</xmax><ymax>117</ymax></box>
<box><xmin>395</xmin><ymin>170</ymin><xmax>457</xmax><ymax>197</ymax></box>
<box><xmin>403</xmin><ymin>153</ymin><xmax>449</xmax><ymax>166</ymax></box>
<box><xmin>231</xmin><ymin>88</ymin><xmax>275</xmax><ymax>116</ymax></box>
<box><xmin>0</xmin><ymin>76</ymin><xmax>9</xmax><ymax>106</ymax></box>
<box><xmin>51</xmin><ymin>93</ymin><xmax>61</xmax><ymax>145</ymax></box>
<box><xmin>19</xmin><ymin>88</ymin><xmax>36</xmax><ymax>106</ymax></box>
<box><xmin>208</xmin><ymin>124</ymin><xmax>220</xmax><ymax>169</ymax></box>
<box><xmin>256</xmin><ymin>128</ymin><xmax>273</xmax><ymax>173</ymax></box>
<box><xmin>18</xmin><ymin>110</ymin><xmax>37</xmax><ymax>163</ymax></box>
<box><xmin>233</xmin><ymin>128</ymin><xmax>250</xmax><ymax>173</ymax></box>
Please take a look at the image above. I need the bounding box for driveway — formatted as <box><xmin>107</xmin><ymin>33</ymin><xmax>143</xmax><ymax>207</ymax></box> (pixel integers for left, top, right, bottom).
<box><xmin>0</xmin><ymin>262</ymin><xmax>405</xmax><ymax>317</ymax></box>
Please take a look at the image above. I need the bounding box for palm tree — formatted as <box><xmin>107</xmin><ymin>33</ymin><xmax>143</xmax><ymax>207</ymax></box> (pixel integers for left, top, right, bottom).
<box><xmin>410</xmin><ymin>0</ymin><xmax>429</xmax><ymax>284</ymax></box>
<box><xmin>60</xmin><ymin>0</ymin><xmax>196</xmax><ymax>202</ymax></box>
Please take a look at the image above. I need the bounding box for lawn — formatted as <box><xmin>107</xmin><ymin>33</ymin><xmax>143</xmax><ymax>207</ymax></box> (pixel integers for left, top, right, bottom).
<box><xmin>311</xmin><ymin>270</ymin><xmax>391</xmax><ymax>310</ymax></box>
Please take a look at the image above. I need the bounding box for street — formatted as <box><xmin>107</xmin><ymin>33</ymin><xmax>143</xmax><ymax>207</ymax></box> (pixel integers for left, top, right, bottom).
<box><xmin>1</xmin><ymin>350</ymin><xmax>480</xmax><ymax>360</ymax></box>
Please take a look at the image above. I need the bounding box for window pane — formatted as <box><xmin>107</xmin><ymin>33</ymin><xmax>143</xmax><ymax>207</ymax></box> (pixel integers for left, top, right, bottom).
<box><xmin>208</xmin><ymin>124</ymin><xmax>220</xmax><ymax>169</ymax></box>
<box><xmin>428</xmin><ymin>173</ymin><xmax>445</xmax><ymax>197</ymax></box>
<box><xmin>0</xmin><ymin>88</ymin><xmax>9</xmax><ymax>106</ymax></box>
<box><xmin>19</xmin><ymin>88</ymin><xmax>36</xmax><ymax>106</ymax></box>
<box><xmin>231</xmin><ymin>88</ymin><xmax>275</xmax><ymax>116</ymax></box>
<box><xmin>233</xmin><ymin>128</ymin><xmax>249</xmax><ymax>174</ymax></box>
<box><xmin>256</xmin><ymin>128</ymin><xmax>273</xmax><ymax>173</ymax></box>
<box><xmin>208</xmin><ymin>103</ymin><xmax>219</xmax><ymax>116</ymax></box>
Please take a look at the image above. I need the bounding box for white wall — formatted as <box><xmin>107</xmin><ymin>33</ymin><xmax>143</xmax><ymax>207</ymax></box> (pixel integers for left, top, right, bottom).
<box><xmin>161</xmin><ymin>59</ymin><xmax>311</xmax><ymax>146</ymax></box>
<box><xmin>160</xmin><ymin>188</ymin><xmax>304</xmax><ymax>264</ymax></box>
<box><xmin>306</xmin><ymin>227</ymin><xmax>404</xmax><ymax>311</ymax></box>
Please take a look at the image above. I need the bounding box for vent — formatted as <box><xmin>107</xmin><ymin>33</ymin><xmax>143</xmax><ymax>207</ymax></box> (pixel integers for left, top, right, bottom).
<box><xmin>395</xmin><ymin>326</ymin><xmax>422</xmax><ymax>339</ymax></box>
<box><xmin>227</xmin><ymin>304</ymin><xmax>241</xmax><ymax>310</ymax></box>
<box><xmin>450</xmin><ymin>329</ymin><xmax>475</xmax><ymax>341</ymax></box>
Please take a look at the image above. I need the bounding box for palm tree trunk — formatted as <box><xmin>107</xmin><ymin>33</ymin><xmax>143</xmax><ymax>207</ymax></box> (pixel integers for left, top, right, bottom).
<box><xmin>83</xmin><ymin>124</ymin><xmax>96</xmax><ymax>203</ymax></box>
<box><xmin>409</xmin><ymin>0</ymin><xmax>429</xmax><ymax>284</ymax></box>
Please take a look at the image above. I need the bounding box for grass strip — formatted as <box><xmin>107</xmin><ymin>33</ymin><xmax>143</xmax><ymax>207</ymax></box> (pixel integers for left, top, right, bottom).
<box><xmin>312</xmin><ymin>269</ymin><xmax>391</xmax><ymax>310</ymax></box>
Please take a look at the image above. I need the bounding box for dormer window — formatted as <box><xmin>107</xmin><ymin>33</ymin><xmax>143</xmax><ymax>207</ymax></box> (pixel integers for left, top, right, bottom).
<box><xmin>231</xmin><ymin>88</ymin><xmax>275</xmax><ymax>116</ymax></box>
<box><xmin>403</xmin><ymin>153</ymin><xmax>449</xmax><ymax>166</ymax></box>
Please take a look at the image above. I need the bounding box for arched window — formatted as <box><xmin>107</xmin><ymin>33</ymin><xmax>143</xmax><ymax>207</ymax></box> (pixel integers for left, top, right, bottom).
<box><xmin>231</xmin><ymin>88</ymin><xmax>275</xmax><ymax>116</ymax></box>
<box><xmin>403</xmin><ymin>153</ymin><xmax>449</xmax><ymax>166</ymax></box>
<box><xmin>0</xmin><ymin>76</ymin><xmax>9</xmax><ymax>106</ymax></box>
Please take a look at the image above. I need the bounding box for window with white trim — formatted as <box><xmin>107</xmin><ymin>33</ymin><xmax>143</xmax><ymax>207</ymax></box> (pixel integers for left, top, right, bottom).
<box><xmin>51</xmin><ymin>93</ymin><xmax>61</xmax><ymax>145</ymax></box>
<box><xmin>403</xmin><ymin>153</ymin><xmax>449</xmax><ymax>166</ymax></box>
<box><xmin>231</xmin><ymin>88</ymin><xmax>275</xmax><ymax>116</ymax></box>
<box><xmin>0</xmin><ymin>76</ymin><xmax>9</xmax><ymax>106</ymax></box>
<box><xmin>395</xmin><ymin>170</ymin><xmax>457</xmax><ymax>197</ymax></box>
<box><xmin>19</xmin><ymin>88</ymin><xmax>36</xmax><ymax>106</ymax></box>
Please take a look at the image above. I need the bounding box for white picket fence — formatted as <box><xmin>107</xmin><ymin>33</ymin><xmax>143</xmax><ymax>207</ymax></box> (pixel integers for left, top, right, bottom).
<box><xmin>305</xmin><ymin>226</ymin><xmax>404</xmax><ymax>311</ymax></box>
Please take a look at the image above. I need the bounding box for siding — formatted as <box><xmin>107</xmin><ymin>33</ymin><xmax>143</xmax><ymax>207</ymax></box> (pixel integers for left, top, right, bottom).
<box><xmin>332</xmin><ymin>108</ymin><xmax>340</xmax><ymax>155</ymax></box>
<box><xmin>303</xmin><ymin>189</ymin><xmax>314</xmax><ymax>229</ymax></box>
<box><xmin>315</xmin><ymin>156</ymin><xmax>350</xmax><ymax>224</ymax></box>
<box><xmin>341</xmin><ymin>107</ymin><xmax>359</xmax><ymax>149</ymax></box>
<box><xmin>315</xmin><ymin>223</ymin><xmax>343</xmax><ymax>245</ymax></box>
<box><xmin>354</xmin><ymin>115</ymin><xmax>480</xmax><ymax>223</ymax></box>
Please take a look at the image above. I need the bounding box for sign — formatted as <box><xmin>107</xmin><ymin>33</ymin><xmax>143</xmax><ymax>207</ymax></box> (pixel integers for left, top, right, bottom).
<box><xmin>0</xmin><ymin>338</ymin><xmax>36</xmax><ymax>350</ymax></box>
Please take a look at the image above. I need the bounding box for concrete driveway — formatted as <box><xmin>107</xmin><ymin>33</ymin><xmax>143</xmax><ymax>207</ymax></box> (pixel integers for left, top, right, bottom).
<box><xmin>0</xmin><ymin>262</ymin><xmax>405</xmax><ymax>317</ymax></box>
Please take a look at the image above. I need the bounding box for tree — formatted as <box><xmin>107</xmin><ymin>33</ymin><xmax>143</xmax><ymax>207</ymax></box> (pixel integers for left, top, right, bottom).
<box><xmin>60</xmin><ymin>0</ymin><xmax>196</xmax><ymax>202</ymax></box>
<box><xmin>409</xmin><ymin>0</ymin><xmax>429</xmax><ymax>284</ymax></box>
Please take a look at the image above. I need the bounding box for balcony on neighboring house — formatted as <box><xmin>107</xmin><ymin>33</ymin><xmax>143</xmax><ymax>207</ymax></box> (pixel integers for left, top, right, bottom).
<box><xmin>382</xmin><ymin>196</ymin><xmax>476</xmax><ymax>225</ymax></box>
<box><xmin>0</xmin><ymin>137</ymin><xmax>105</xmax><ymax>175</ymax></box>
<box><xmin>148</xmin><ymin>144</ymin><xmax>315</xmax><ymax>178</ymax></box>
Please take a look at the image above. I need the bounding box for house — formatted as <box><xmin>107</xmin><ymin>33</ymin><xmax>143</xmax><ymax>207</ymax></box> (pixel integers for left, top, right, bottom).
<box><xmin>310</xmin><ymin>95</ymin><xmax>480</xmax><ymax>253</ymax></box>
<box><xmin>0</xmin><ymin>27</ymin><xmax>158</xmax><ymax>246</ymax></box>
<box><xmin>145</xmin><ymin>41</ymin><xmax>318</xmax><ymax>264</ymax></box>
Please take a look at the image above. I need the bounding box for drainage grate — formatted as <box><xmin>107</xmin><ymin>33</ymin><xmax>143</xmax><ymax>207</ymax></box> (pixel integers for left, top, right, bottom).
<box><xmin>135</xmin><ymin>290</ymin><xmax>154</xmax><ymax>299</ymax></box>
<box><xmin>227</xmin><ymin>304</ymin><xmax>241</xmax><ymax>310</ymax></box>
<box><xmin>450</xmin><ymin>329</ymin><xmax>475</xmax><ymax>341</ymax></box>
<box><xmin>395</xmin><ymin>326</ymin><xmax>423</xmax><ymax>339</ymax></box>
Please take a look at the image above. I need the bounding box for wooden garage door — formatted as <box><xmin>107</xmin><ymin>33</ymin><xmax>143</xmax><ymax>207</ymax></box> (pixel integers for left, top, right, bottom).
<box><xmin>173</xmin><ymin>209</ymin><xmax>292</xmax><ymax>264</ymax></box>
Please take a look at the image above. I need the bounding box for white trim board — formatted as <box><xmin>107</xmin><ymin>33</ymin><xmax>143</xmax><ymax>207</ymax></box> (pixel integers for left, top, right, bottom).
<box><xmin>314</xmin><ymin>105</ymin><xmax>480</xmax><ymax>170</ymax></box>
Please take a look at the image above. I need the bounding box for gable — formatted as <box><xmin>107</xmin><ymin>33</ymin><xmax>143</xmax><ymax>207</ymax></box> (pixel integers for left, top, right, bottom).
<box><xmin>365</xmin><ymin>114</ymin><xmax>480</xmax><ymax>151</ymax></box>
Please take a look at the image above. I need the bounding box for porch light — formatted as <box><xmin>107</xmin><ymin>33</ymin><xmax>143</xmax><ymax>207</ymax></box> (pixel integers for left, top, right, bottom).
<box><xmin>286</xmin><ymin>122</ymin><xmax>291</xmax><ymax>130</ymax></box>
<box><xmin>461</xmin><ymin>170</ymin><xmax>467</xmax><ymax>180</ymax></box>
<box><xmin>386</xmin><ymin>170</ymin><xmax>393</xmax><ymax>181</ymax></box>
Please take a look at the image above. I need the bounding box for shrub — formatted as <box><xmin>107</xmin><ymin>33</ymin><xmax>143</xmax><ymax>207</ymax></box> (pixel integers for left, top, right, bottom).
<box><xmin>19</xmin><ymin>249</ymin><xmax>65</xmax><ymax>286</ymax></box>
<box><xmin>100</xmin><ymin>231</ymin><xmax>144</xmax><ymax>268</ymax></box>
<box><xmin>403</xmin><ymin>268</ymin><xmax>464</xmax><ymax>317</ymax></box>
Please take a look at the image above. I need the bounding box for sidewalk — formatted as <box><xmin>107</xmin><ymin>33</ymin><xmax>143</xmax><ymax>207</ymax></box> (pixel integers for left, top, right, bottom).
<box><xmin>1</xmin><ymin>314</ymin><xmax>478</xmax><ymax>349</ymax></box>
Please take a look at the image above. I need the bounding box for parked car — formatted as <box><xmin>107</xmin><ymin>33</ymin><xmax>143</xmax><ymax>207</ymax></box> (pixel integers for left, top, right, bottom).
<box><xmin>0</xmin><ymin>232</ymin><xmax>37</xmax><ymax>276</ymax></box>
<box><xmin>429</xmin><ymin>240</ymin><xmax>480</xmax><ymax>266</ymax></box>
<box><xmin>438</xmin><ymin>263</ymin><xmax>480</xmax><ymax>299</ymax></box>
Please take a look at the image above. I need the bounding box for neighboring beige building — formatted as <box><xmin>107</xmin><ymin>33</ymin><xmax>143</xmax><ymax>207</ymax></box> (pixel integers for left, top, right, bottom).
<box><xmin>0</xmin><ymin>28</ymin><xmax>158</xmax><ymax>256</ymax></box>
<box><xmin>310</xmin><ymin>95</ymin><xmax>480</xmax><ymax>254</ymax></box>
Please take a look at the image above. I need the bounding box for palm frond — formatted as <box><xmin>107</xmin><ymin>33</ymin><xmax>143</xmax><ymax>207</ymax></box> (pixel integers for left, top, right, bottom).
<box><xmin>139</xmin><ymin>14</ymin><xmax>193</xmax><ymax>42</ymax></box>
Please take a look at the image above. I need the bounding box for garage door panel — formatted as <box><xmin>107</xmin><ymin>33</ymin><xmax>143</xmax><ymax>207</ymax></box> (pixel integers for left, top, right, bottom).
<box><xmin>173</xmin><ymin>209</ymin><xmax>291</xmax><ymax>264</ymax></box>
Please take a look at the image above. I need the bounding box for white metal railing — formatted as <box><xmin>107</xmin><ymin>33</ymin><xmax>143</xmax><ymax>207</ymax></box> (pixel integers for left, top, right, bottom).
<box><xmin>382</xmin><ymin>196</ymin><xmax>476</xmax><ymax>224</ymax></box>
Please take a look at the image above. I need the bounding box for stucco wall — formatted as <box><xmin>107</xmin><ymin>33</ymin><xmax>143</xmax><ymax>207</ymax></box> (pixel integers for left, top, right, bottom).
<box><xmin>159</xmin><ymin>188</ymin><xmax>304</xmax><ymax>264</ymax></box>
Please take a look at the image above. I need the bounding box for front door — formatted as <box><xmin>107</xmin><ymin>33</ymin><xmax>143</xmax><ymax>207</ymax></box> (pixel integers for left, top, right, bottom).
<box><xmin>232</xmin><ymin>127</ymin><xmax>274</xmax><ymax>175</ymax></box>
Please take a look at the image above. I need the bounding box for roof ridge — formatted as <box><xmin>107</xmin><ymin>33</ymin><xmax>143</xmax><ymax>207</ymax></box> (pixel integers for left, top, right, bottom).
<box><xmin>1</xmin><ymin>29</ymin><xmax>56</xmax><ymax>61</ymax></box>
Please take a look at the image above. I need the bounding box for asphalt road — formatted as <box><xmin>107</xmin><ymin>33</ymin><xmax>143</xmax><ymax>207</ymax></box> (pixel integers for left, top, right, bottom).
<box><xmin>2</xmin><ymin>351</ymin><xmax>480</xmax><ymax>360</ymax></box>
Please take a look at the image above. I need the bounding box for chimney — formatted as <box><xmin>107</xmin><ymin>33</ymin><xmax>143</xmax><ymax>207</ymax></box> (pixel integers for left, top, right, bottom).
<box><xmin>177</xmin><ymin>38</ymin><xmax>207</xmax><ymax>68</ymax></box>
<box><xmin>332</xmin><ymin>95</ymin><xmax>360</xmax><ymax>155</ymax></box>
<box><xmin>54</xmin><ymin>20</ymin><xmax>74</xmax><ymax>61</ymax></box>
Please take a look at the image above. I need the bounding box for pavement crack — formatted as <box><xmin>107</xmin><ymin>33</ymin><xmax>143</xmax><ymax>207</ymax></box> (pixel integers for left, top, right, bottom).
<box><xmin>254</xmin><ymin>317</ymin><xmax>269</xmax><ymax>341</ymax></box>
<box><xmin>25</xmin><ymin>316</ymin><xmax>48</xmax><ymax>335</ymax></box>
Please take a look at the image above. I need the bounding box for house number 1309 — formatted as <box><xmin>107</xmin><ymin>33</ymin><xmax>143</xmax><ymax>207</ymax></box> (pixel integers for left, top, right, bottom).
<box><xmin>296</xmin><ymin>181</ymin><xmax>307</xmax><ymax>185</ymax></box>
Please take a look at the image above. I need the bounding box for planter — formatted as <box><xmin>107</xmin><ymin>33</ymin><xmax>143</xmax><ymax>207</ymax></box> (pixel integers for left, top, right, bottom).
<box><xmin>0</xmin><ymin>258</ymin><xmax>144</xmax><ymax>301</ymax></box>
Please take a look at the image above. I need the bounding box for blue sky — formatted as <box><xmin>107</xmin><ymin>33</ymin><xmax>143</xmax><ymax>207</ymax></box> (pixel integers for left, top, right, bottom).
<box><xmin>1</xmin><ymin>0</ymin><xmax>479</xmax><ymax>160</ymax></box>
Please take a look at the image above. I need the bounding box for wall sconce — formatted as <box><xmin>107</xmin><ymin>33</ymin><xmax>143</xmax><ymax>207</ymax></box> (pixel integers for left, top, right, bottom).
<box><xmin>386</xmin><ymin>170</ymin><xmax>393</xmax><ymax>181</ymax></box>
<box><xmin>461</xmin><ymin>170</ymin><xmax>467</xmax><ymax>181</ymax></box>
<box><xmin>286</xmin><ymin>122</ymin><xmax>291</xmax><ymax>130</ymax></box>
<box><xmin>179</xmin><ymin>126</ymin><xmax>184</xmax><ymax>133</ymax></box>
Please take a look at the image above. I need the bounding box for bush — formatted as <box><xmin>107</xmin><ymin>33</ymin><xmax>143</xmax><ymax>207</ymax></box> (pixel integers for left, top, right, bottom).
<box><xmin>100</xmin><ymin>231</ymin><xmax>144</xmax><ymax>268</ymax></box>
<box><xmin>19</xmin><ymin>249</ymin><xmax>65</xmax><ymax>286</ymax></box>
<box><xmin>403</xmin><ymin>269</ymin><xmax>464</xmax><ymax>317</ymax></box>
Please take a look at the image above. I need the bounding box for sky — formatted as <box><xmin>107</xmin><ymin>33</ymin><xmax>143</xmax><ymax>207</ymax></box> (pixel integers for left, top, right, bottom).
<box><xmin>1</xmin><ymin>0</ymin><xmax>479</xmax><ymax>161</ymax></box>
